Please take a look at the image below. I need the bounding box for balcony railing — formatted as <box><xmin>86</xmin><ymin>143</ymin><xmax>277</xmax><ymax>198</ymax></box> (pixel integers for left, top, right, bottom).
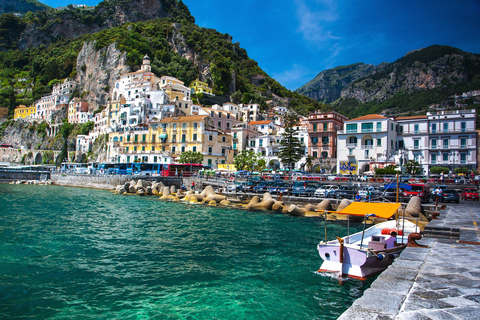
<box><xmin>346</xmin><ymin>143</ymin><xmax>357</xmax><ymax>148</ymax></box>
<box><xmin>361</xmin><ymin>145</ymin><xmax>374</xmax><ymax>149</ymax></box>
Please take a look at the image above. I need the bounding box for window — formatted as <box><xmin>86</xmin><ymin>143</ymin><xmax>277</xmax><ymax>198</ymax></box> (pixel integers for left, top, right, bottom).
<box><xmin>349</xmin><ymin>149</ymin><xmax>354</xmax><ymax>156</ymax></box>
<box><xmin>323</xmin><ymin>123</ymin><xmax>328</xmax><ymax>131</ymax></box>
<box><xmin>134</xmin><ymin>134</ymin><xmax>138</xmax><ymax>142</ymax></box>
<box><xmin>154</xmin><ymin>156</ymin><xmax>157</xmax><ymax>162</ymax></box>
<box><xmin>321</xmin><ymin>152</ymin><xmax>328</xmax><ymax>159</ymax></box>
<box><xmin>218</xmin><ymin>121</ymin><xmax>222</xmax><ymax>128</ymax></box>
<box><xmin>313</xmin><ymin>124</ymin><xmax>317</xmax><ymax>132</ymax></box>
<box><xmin>152</xmin><ymin>135</ymin><xmax>155</xmax><ymax>143</ymax></box>
<box><xmin>321</xmin><ymin>136</ymin><xmax>329</xmax><ymax>145</ymax></box>
<box><xmin>311</xmin><ymin>137</ymin><xmax>318</xmax><ymax>145</ymax></box>
<box><xmin>431</xmin><ymin>139</ymin><xmax>437</xmax><ymax>149</ymax></box>
<box><xmin>431</xmin><ymin>123</ymin><xmax>436</xmax><ymax>133</ymax></box>
<box><xmin>460</xmin><ymin>137</ymin><xmax>467</xmax><ymax>148</ymax></box>
<box><xmin>442</xmin><ymin>138</ymin><xmax>449</xmax><ymax>149</ymax></box>
<box><xmin>183</xmin><ymin>123</ymin><xmax>186</xmax><ymax>129</ymax></box>
<box><xmin>313</xmin><ymin>151</ymin><xmax>317</xmax><ymax>158</ymax></box>
<box><xmin>361</xmin><ymin>122</ymin><xmax>373</xmax><ymax>132</ymax></box>
<box><xmin>377</xmin><ymin>138</ymin><xmax>382</xmax><ymax>146</ymax></box>
<box><xmin>127</xmin><ymin>135</ymin><xmax>130</xmax><ymax>142</ymax></box>
<box><xmin>233</xmin><ymin>133</ymin><xmax>237</xmax><ymax>139</ymax></box>
<box><xmin>443</xmin><ymin>123</ymin><xmax>448</xmax><ymax>132</ymax></box>
<box><xmin>377</xmin><ymin>122</ymin><xmax>382</xmax><ymax>131</ymax></box>
<box><xmin>193</xmin><ymin>133</ymin><xmax>197</xmax><ymax>141</ymax></box>
<box><xmin>134</xmin><ymin>146</ymin><xmax>137</xmax><ymax>151</ymax></box>
<box><xmin>208</xmin><ymin>147</ymin><xmax>212</xmax><ymax>153</ymax></box>
<box><xmin>151</xmin><ymin>146</ymin><xmax>155</xmax><ymax>151</ymax></box>
<box><xmin>365</xmin><ymin>150</ymin><xmax>369</xmax><ymax>158</ymax></box>
<box><xmin>127</xmin><ymin>156</ymin><xmax>130</xmax><ymax>162</ymax></box>
<box><xmin>142</xmin><ymin>134</ymin><xmax>146</xmax><ymax>142</ymax></box>
<box><xmin>250</xmin><ymin>141</ymin><xmax>255</xmax><ymax>147</ymax></box>
<box><xmin>181</xmin><ymin>134</ymin><xmax>186</xmax><ymax>143</ymax></box>
<box><xmin>414</xmin><ymin>139</ymin><xmax>419</xmax><ymax>149</ymax></box>
<box><xmin>233</xmin><ymin>142</ymin><xmax>237</xmax><ymax>150</ymax></box>
<box><xmin>461</xmin><ymin>122</ymin><xmax>466</xmax><ymax>132</ymax></box>
<box><xmin>398</xmin><ymin>140</ymin><xmax>404</xmax><ymax>149</ymax></box>
<box><xmin>222</xmin><ymin>137</ymin><xmax>226</xmax><ymax>143</ymax></box>
<box><xmin>162</xmin><ymin>147</ymin><xmax>165</xmax><ymax>151</ymax></box>
<box><xmin>172</xmin><ymin>134</ymin><xmax>176</xmax><ymax>142</ymax></box>
<box><xmin>208</xmin><ymin>159</ymin><xmax>212</xmax><ymax>166</ymax></box>
<box><xmin>193</xmin><ymin>122</ymin><xmax>197</xmax><ymax>129</ymax></box>
<box><xmin>443</xmin><ymin>153</ymin><xmax>449</xmax><ymax>162</ymax></box>
<box><xmin>259</xmin><ymin>139</ymin><xmax>263</xmax><ymax>147</ymax></box>
<box><xmin>126</xmin><ymin>147</ymin><xmax>129</xmax><ymax>152</ymax></box>
<box><xmin>181</xmin><ymin>146</ymin><xmax>185</xmax><ymax>153</ymax></box>
<box><xmin>348</xmin><ymin>137</ymin><xmax>357</xmax><ymax>145</ymax></box>
<box><xmin>414</xmin><ymin>124</ymin><xmax>419</xmax><ymax>134</ymax></box>
<box><xmin>346</xmin><ymin>123</ymin><xmax>357</xmax><ymax>133</ymax></box>
<box><xmin>460</xmin><ymin>153</ymin><xmax>466</xmax><ymax>164</ymax></box>
<box><xmin>390</xmin><ymin>123</ymin><xmax>393</xmax><ymax>131</ymax></box>
<box><xmin>172</xmin><ymin>146</ymin><xmax>176</xmax><ymax>153</ymax></box>
<box><xmin>142</xmin><ymin>146</ymin><xmax>145</xmax><ymax>151</ymax></box>
<box><xmin>431</xmin><ymin>153</ymin><xmax>437</xmax><ymax>164</ymax></box>
<box><xmin>173</xmin><ymin>124</ymin><xmax>177</xmax><ymax>129</ymax></box>
<box><xmin>193</xmin><ymin>146</ymin><xmax>196</xmax><ymax>152</ymax></box>
<box><xmin>209</xmin><ymin>135</ymin><xmax>213</xmax><ymax>141</ymax></box>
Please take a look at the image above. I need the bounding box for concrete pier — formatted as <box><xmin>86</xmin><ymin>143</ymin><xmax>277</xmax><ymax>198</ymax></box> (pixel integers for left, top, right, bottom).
<box><xmin>338</xmin><ymin>200</ymin><xmax>480</xmax><ymax>319</ymax></box>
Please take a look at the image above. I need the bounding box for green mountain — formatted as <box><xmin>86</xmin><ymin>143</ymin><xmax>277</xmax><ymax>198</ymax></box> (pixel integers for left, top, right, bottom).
<box><xmin>0</xmin><ymin>0</ymin><xmax>50</xmax><ymax>15</ymax></box>
<box><xmin>298</xmin><ymin>45</ymin><xmax>480</xmax><ymax>118</ymax></box>
<box><xmin>0</xmin><ymin>0</ymin><xmax>322</xmax><ymax>118</ymax></box>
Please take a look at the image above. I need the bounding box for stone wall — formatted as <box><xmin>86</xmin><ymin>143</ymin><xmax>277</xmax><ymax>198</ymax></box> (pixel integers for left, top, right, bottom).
<box><xmin>50</xmin><ymin>173</ymin><xmax>182</xmax><ymax>190</ymax></box>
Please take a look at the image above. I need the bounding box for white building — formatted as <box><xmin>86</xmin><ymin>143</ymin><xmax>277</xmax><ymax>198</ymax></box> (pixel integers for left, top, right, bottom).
<box><xmin>396</xmin><ymin>109</ymin><xmax>477</xmax><ymax>174</ymax></box>
<box><xmin>337</xmin><ymin>114</ymin><xmax>399</xmax><ymax>174</ymax></box>
<box><xmin>35</xmin><ymin>79</ymin><xmax>77</xmax><ymax>123</ymax></box>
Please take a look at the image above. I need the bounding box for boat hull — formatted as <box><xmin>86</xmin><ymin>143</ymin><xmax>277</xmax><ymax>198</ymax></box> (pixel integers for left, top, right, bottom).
<box><xmin>317</xmin><ymin>244</ymin><xmax>405</xmax><ymax>280</ymax></box>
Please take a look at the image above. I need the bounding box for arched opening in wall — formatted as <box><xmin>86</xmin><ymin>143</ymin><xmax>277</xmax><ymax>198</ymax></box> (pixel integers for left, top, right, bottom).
<box><xmin>34</xmin><ymin>153</ymin><xmax>42</xmax><ymax>165</ymax></box>
<box><xmin>360</xmin><ymin>163</ymin><xmax>370</xmax><ymax>174</ymax></box>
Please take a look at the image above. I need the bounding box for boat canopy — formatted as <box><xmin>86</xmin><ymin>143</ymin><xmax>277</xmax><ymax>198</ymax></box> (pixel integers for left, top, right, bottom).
<box><xmin>337</xmin><ymin>202</ymin><xmax>401</xmax><ymax>219</ymax></box>
<box><xmin>384</xmin><ymin>182</ymin><xmax>412</xmax><ymax>190</ymax></box>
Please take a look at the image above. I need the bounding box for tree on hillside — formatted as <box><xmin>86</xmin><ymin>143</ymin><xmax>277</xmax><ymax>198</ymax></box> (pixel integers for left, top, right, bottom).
<box><xmin>233</xmin><ymin>149</ymin><xmax>258</xmax><ymax>172</ymax></box>
<box><xmin>178</xmin><ymin>150</ymin><xmax>204</xmax><ymax>164</ymax></box>
<box><xmin>279</xmin><ymin>112</ymin><xmax>304</xmax><ymax>172</ymax></box>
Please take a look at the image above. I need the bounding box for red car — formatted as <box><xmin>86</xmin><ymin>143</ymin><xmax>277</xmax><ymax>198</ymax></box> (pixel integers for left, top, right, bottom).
<box><xmin>461</xmin><ymin>188</ymin><xmax>479</xmax><ymax>201</ymax></box>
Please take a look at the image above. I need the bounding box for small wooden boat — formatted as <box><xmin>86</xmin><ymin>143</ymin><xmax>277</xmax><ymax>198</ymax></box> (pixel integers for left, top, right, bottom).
<box><xmin>317</xmin><ymin>202</ymin><xmax>422</xmax><ymax>280</ymax></box>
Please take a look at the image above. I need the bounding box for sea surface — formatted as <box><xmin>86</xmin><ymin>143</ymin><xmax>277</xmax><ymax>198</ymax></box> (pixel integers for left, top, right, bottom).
<box><xmin>0</xmin><ymin>184</ymin><xmax>374</xmax><ymax>319</ymax></box>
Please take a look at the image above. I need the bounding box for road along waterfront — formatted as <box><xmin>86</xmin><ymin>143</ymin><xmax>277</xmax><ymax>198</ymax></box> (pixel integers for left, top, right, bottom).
<box><xmin>1</xmin><ymin>183</ymin><xmax>374</xmax><ymax>319</ymax></box>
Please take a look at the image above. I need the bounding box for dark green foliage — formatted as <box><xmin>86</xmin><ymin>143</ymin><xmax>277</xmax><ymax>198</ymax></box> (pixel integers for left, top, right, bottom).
<box><xmin>79</xmin><ymin>121</ymin><xmax>94</xmax><ymax>136</ymax></box>
<box><xmin>429</xmin><ymin>166</ymin><xmax>450</xmax><ymax>174</ymax></box>
<box><xmin>375</xmin><ymin>165</ymin><xmax>400</xmax><ymax>175</ymax></box>
<box><xmin>279</xmin><ymin>112</ymin><xmax>304</xmax><ymax>171</ymax></box>
<box><xmin>178</xmin><ymin>150</ymin><xmax>204</xmax><ymax>164</ymax></box>
<box><xmin>37</xmin><ymin>121</ymin><xmax>48</xmax><ymax>137</ymax></box>
<box><xmin>60</xmin><ymin>122</ymin><xmax>74</xmax><ymax>138</ymax></box>
<box><xmin>0</xmin><ymin>13</ymin><xmax>27</xmax><ymax>50</ymax></box>
<box><xmin>454</xmin><ymin>167</ymin><xmax>469</xmax><ymax>174</ymax></box>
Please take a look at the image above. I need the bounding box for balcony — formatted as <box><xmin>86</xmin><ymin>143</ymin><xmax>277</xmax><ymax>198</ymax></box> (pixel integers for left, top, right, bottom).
<box><xmin>361</xmin><ymin>145</ymin><xmax>374</xmax><ymax>149</ymax></box>
<box><xmin>346</xmin><ymin>143</ymin><xmax>357</xmax><ymax>148</ymax></box>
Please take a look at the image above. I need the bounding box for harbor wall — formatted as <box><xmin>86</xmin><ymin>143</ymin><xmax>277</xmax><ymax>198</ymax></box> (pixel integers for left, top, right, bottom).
<box><xmin>0</xmin><ymin>170</ymin><xmax>50</xmax><ymax>181</ymax></box>
<box><xmin>50</xmin><ymin>173</ymin><xmax>182</xmax><ymax>190</ymax></box>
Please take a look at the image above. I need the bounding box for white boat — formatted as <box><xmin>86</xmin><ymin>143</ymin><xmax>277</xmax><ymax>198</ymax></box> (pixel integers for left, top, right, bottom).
<box><xmin>317</xmin><ymin>202</ymin><xmax>422</xmax><ymax>280</ymax></box>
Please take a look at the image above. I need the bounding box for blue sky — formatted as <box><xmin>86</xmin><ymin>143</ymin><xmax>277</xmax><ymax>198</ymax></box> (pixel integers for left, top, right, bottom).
<box><xmin>41</xmin><ymin>0</ymin><xmax>480</xmax><ymax>90</ymax></box>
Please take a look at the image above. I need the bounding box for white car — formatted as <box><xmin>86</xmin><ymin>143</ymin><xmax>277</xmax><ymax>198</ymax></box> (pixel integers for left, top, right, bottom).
<box><xmin>314</xmin><ymin>185</ymin><xmax>339</xmax><ymax>198</ymax></box>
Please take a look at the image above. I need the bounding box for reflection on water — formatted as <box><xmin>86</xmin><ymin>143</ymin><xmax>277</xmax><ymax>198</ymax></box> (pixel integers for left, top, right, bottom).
<box><xmin>0</xmin><ymin>184</ymin><xmax>373</xmax><ymax>319</ymax></box>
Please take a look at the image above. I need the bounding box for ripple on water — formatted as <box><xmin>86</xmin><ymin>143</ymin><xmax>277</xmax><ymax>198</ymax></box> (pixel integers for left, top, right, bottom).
<box><xmin>0</xmin><ymin>184</ymin><xmax>374</xmax><ymax>319</ymax></box>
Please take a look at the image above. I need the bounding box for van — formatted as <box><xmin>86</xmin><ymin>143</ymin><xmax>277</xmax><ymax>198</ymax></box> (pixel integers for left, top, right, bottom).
<box><xmin>403</xmin><ymin>183</ymin><xmax>431</xmax><ymax>203</ymax></box>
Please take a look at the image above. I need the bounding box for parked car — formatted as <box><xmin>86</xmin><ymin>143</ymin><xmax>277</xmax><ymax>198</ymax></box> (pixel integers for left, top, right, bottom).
<box><xmin>314</xmin><ymin>185</ymin><xmax>338</xmax><ymax>198</ymax></box>
<box><xmin>253</xmin><ymin>181</ymin><xmax>274</xmax><ymax>193</ymax></box>
<box><xmin>243</xmin><ymin>180</ymin><xmax>258</xmax><ymax>193</ymax></box>
<box><xmin>267</xmin><ymin>182</ymin><xmax>291</xmax><ymax>195</ymax></box>
<box><xmin>227</xmin><ymin>183</ymin><xmax>245</xmax><ymax>193</ymax></box>
<box><xmin>329</xmin><ymin>185</ymin><xmax>358</xmax><ymax>199</ymax></box>
<box><xmin>291</xmin><ymin>181</ymin><xmax>322</xmax><ymax>197</ymax></box>
<box><xmin>403</xmin><ymin>183</ymin><xmax>431</xmax><ymax>203</ymax></box>
<box><xmin>381</xmin><ymin>188</ymin><xmax>404</xmax><ymax>202</ymax></box>
<box><xmin>440</xmin><ymin>189</ymin><xmax>460</xmax><ymax>203</ymax></box>
<box><xmin>461</xmin><ymin>187</ymin><xmax>479</xmax><ymax>201</ymax></box>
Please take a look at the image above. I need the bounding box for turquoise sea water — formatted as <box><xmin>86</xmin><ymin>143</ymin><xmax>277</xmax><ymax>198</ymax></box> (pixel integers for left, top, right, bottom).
<box><xmin>0</xmin><ymin>184</ymin><xmax>374</xmax><ymax>319</ymax></box>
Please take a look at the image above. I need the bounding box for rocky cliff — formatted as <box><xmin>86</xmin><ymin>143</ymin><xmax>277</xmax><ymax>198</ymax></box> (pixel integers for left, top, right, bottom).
<box><xmin>76</xmin><ymin>41</ymin><xmax>129</xmax><ymax>109</ymax></box>
<box><xmin>295</xmin><ymin>63</ymin><xmax>376</xmax><ymax>103</ymax></box>
<box><xmin>11</xmin><ymin>0</ymin><xmax>193</xmax><ymax>51</ymax></box>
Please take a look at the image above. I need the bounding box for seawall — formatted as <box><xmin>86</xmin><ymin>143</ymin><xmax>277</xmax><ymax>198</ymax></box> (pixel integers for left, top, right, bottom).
<box><xmin>50</xmin><ymin>173</ymin><xmax>183</xmax><ymax>190</ymax></box>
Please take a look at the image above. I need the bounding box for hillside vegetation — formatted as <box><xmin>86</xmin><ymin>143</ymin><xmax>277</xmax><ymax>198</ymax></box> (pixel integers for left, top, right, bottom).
<box><xmin>0</xmin><ymin>0</ymin><xmax>323</xmax><ymax>118</ymax></box>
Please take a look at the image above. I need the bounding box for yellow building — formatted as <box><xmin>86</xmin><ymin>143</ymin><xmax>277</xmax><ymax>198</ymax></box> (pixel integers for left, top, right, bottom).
<box><xmin>14</xmin><ymin>105</ymin><xmax>36</xmax><ymax>119</ymax></box>
<box><xmin>189</xmin><ymin>79</ymin><xmax>213</xmax><ymax>95</ymax></box>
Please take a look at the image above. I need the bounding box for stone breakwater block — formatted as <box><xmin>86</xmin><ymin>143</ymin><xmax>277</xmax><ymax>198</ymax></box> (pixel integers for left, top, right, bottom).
<box><xmin>189</xmin><ymin>196</ymin><xmax>198</xmax><ymax>204</ymax></box>
<box><xmin>220</xmin><ymin>199</ymin><xmax>231</xmax><ymax>206</ymax></box>
<box><xmin>326</xmin><ymin>213</ymin><xmax>338</xmax><ymax>221</ymax></box>
<box><xmin>304</xmin><ymin>211</ymin><xmax>320</xmax><ymax>217</ymax></box>
<box><xmin>160</xmin><ymin>186</ymin><xmax>171</xmax><ymax>199</ymax></box>
<box><xmin>146</xmin><ymin>186</ymin><xmax>153</xmax><ymax>195</ymax></box>
<box><xmin>118</xmin><ymin>186</ymin><xmax>127</xmax><ymax>194</ymax></box>
<box><xmin>137</xmin><ymin>189</ymin><xmax>145</xmax><ymax>196</ymax></box>
<box><xmin>336</xmin><ymin>199</ymin><xmax>352</xmax><ymax>212</ymax></box>
<box><xmin>304</xmin><ymin>204</ymin><xmax>317</xmax><ymax>212</ymax></box>
<box><xmin>272</xmin><ymin>201</ymin><xmax>284</xmax><ymax>212</ymax></box>
<box><xmin>316</xmin><ymin>199</ymin><xmax>331</xmax><ymax>211</ymax></box>
<box><xmin>208</xmin><ymin>200</ymin><xmax>217</xmax><ymax>206</ymax></box>
<box><xmin>172</xmin><ymin>196</ymin><xmax>180</xmax><ymax>202</ymax></box>
<box><xmin>405</xmin><ymin>196</ymin><xmax>422</xmax><ymax>217</ymax></box>
<box><xmin>170</xmin><ymin>186</ymin><xmax>176</xmax><ymax>194</ymax></box>
<box><xmin>288</xmin><ymin>205</ymin><xmax>306</xmax><ymax>216</ymax></box>
<box><xmin>373</xmin><ymin>217</ymin><xmax>389</xmax><ymax>224</ymax></box>
<box><xmin>246</xmin><ymin>193</ymin><xmax>275</xmax><ymax>211</ymax></box>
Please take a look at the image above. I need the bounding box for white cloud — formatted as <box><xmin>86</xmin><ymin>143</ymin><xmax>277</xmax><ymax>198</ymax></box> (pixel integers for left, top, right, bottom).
<box><xmin>295</xmin><ymin>0</ymin><xmax>340</xmax><ymax>45</ymax></box>
<box><xmin>272</xmin><ymin>64</ymin><xmax>315</xmax><ymax>90</ymax></box>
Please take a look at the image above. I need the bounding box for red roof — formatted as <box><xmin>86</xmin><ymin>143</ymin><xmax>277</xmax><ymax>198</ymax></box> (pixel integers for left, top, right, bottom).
<box><xmin>249</xmin><ymin>120</ymin><xmax>272</xmax><ymax>125</ymax></box>
<box><xmin>395</xmin><ymin>115</ymin><xmax>427</xmax><ymax>120</ymax></box>
<box><xmin>348</xmin><ymin>114</ymin><xmax>386</xmax><ymax>122</ymax></box>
